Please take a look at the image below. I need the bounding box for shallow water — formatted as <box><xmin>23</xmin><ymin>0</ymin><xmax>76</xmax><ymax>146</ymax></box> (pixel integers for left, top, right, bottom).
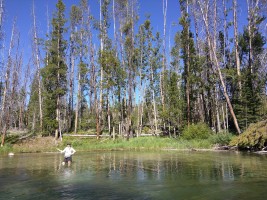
<box><xmin>1</xmin><ymin>151</ymin><xmax>267</xmax><ymax>200</ymax></box>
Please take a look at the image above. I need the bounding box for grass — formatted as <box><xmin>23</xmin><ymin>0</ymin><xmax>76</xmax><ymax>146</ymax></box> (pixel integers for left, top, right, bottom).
<box><xmin>0</xmin><ymin>135</ymin><xmax>219</xmax><ymax>154</ymax></box>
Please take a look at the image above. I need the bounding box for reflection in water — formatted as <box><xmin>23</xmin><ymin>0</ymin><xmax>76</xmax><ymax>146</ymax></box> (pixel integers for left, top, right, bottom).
<box><xmin>0</xmin><ymin>151</ymin><xmax>267</xmax><ymax>199</ymax></box>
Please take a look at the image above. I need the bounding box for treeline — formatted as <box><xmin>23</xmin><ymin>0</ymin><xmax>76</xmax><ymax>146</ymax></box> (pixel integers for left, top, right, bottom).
<box><xmin>0</xmin><ymin>0</ymin><xmax>267</xmax><ymax>145</ymax></box>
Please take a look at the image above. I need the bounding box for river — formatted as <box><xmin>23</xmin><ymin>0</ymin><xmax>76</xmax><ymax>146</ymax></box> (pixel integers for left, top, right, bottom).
<box><xmin>1</xmin><ymin>151</ymin><xmax>267</xmax><ymax>199</ymax></box>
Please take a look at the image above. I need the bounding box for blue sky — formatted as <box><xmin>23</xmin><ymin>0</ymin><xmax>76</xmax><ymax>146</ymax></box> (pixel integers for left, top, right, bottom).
<box><xmin>3</xmin><ymin>0</ymin><xmax>181</xmax><ymax>64</ymax></box>
<box><xmin>2</xmin><ymin>0</ymin><xmax>251</xmax><ymax>74</ymax></box>
<box><xmin>1</xmin><ymin>0</ymin><xmax>183</xmax><ymax>102</ymax></box>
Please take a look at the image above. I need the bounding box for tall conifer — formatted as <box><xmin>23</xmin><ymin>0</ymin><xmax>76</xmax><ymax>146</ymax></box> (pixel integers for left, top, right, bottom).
<box><xmin>41</xmin><ymin>0</ymin><xmax>67</xmax><ymax>137</ymax></box>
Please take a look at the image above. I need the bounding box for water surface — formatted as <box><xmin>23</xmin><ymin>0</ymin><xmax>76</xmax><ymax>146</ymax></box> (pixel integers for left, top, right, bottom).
<box><xmin>1</xmin><ymin>151</ymin><xmax>267</xmax><ymax>200</ymax></box>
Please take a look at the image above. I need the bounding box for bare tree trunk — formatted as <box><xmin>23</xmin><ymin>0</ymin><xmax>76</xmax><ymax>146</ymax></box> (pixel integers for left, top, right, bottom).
<box><xmin>55</xmin><ymin>96</ymin><xmax>59</xmax><ymax>139</ymax></box>
<box><xmin>10</xmin><ymin>35</ymin><xmax>22</xmax><ymax>130</ymax></box>
<box><xmin>32</xmin><ymin>111</ymin><xmax>36</xmax><ymax>132</ymax></box>
<box><xmin>221</xmin><ymin>104</ymin><xmax>226</xmax><ymax>131</ymax></box>
<box><xmin>0</xmin><ymin>1</ymin><xmax>3</xmax><ymax>105</ymax></box>
<box><xmin>55</xmin><ymin>32</ymin><xmax>60</xmax><ymax>138</ymax></box>
<box><xmin>108</xmin><ymin>95</ymin><xmax>111</xmax><ymax>135</ymax></box>
<box><xmin>1</xmin><ymin>118</ymin><xmax>8</xmax><ymax>146</ymax></box>
<box><xmin>226</xmin><ymin>103</ymin><xmax>229</xmax><ymax>131</ymax></box>
<box><xmin>0</xmin><ymin>0</ymin><xmax>3</xmax><ymax>27</ymax></box>
<box><xmin>246</xmin><ymin>0</ymin><xmax>259</xmax><ymax>74</ymax></box>
<box><xmin>185</xmin><ymin>0</ymin><xmax>191</xmax><ymax>126</ymax></box>
<box><xmin>137</xmin><ymin>68</ymin><xmax>145</xmax><ymax>137</ymax></box>
<box><xmin>150</xmin><ymin>64</ymin><xmax>158</xmax><ymax>134</ymax></box>
<box><xmin>112</xmin><ymin>0</ymin><xmax>117</xmax><ymax>55</ymax></box>
<box><xmin>98</xmin><ymin>0</ymin><xmax>103</xmax><ymax>139</ymax></box>
<box><xmin>213</xmin><ymin>0</ymin><xmax>221</xmax><ymax>133</ymax></box>
<box><xmin>19</xmin><ymin>61</ymin><xmax>30</xmax><ymax>130</ymax></box>
<box><xmin>46</xmin><ymin>5</ymin><xmax>50</xmax><ymax>66</ymax></box>
<box><xmin>68</xmin><ymin>31</ymin><xmax>75</xmax><ymax>132</ymax></box>
<box><xmin>74</xmin><ymin>70</ymin><xmax>81</xmax><ymax>134</ymax></box>
<box><xmin>223</xmin><ymin>0</ymin><xmax>232</xmax><ymax>73</ymax></box>
<box><xmin>119</xmin><ymin>25</ymin><xmax>125</xmax><ymax>135</ymax></box>
<box><xmin>1</xmin><ymin>21</ymin><xmax>15</xmax><ymax>146</ymax></box>
<box><xmin>161</xmin><ymin>0</ymin><xmax>167</xmax><ymax>109</ymax></box>
<box><xmin>197</xmin><ymin>0</ymin><xmax>241</xmax><ymax>134</ymax></box>
<box><xmin>233</xmin><ymin>0</ymin><xmax>242</xmax><ymax>92</ymax></box>
<box><xmin>32</xmin><ymin>2</ymin><xmax>43</xmax><ymax>131</ymax></box>
<box><xmin>215</xmin><ymin>86</ymin><xmax>221</xmax><ymax>132</ymax></box>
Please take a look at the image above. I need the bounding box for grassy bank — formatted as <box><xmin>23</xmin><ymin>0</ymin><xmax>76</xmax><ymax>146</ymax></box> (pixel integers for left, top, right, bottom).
<box><xmin>0</xmin><ymin>135</ymin><xmax>219</xmax><ymax>154</ymax></box>
<box><xmin>64</xmin><ymin>136</ymin><xmax>213</xmax><ymax>151</ymax></box>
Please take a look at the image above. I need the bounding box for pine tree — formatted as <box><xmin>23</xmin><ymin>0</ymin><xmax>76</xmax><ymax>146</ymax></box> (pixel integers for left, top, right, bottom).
<box><xmin>179</xmin><ymin>3</ymin><xmax>198</xmax><ymax>126</ymax></box>
<box><xmin>236</xmin><ymin>22</ymin><xmax>266</xmax><ymax>130</ymax></box>
<box><xmin>27</xmin><ymin>74</ymin><xmax>40</xmax><ymax>132</ymax></box>
<box><xmin>41</xmin><ymin>0</ymin><xmax>67</xmax><ymax>137</ymax></box>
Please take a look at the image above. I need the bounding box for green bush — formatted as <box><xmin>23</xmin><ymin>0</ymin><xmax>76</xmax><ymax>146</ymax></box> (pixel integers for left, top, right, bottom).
<box><xmin>229</xmin><ymin>120</ymin><xmax>267</xmax><ymax>150</ymax></box>
<box><xmin>143</xmin><ymin>126</ymin><xmax>150</xmax><ymax>134</ymax></box>
<box><xmin>182</xmin><ymin>123</ymin><xmax>212</xmax><ymax>140</ymax></box>
<box><xmin>208</xmin><ymin>132</ymin><xmax>233</xmax><ymax>145</ymax></box>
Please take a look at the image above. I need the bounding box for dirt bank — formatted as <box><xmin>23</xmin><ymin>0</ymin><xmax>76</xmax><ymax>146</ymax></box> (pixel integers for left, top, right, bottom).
<box><xmin>12</xmin><ymin>136</ymin><xmax>61</xmax><ymax>153</ymax></box>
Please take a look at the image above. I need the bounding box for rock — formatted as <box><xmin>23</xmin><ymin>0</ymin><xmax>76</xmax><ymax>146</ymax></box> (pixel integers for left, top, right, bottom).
<box><xmin>229</xmin><ymin>146</ymin><xmax>238</xmax><ymax>151</ymax></box>
<box><xmin>213</xmin><ymin>145</ymin><xmax>229</xmax><ymax>150</ymax></box>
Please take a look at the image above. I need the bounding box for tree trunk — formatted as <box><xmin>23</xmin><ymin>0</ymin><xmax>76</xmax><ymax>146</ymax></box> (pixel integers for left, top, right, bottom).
<box><xmin>246</xmin><ymin>0</ymin><xmax>259</xmax><ymax>74</ymax></box>
<box><xmin>98</xmin><ymin>0</ymin><xmax>104</xmax><ymax>139</ymax></box>
<box><xmin>1</xmin><ymin>124</ymin><xmax>6</xmax><ymax>147</ymax></box>
<box><xmin>0</xmin><ymin>0</ymin><xmax>3</xmax><ymax>28</ymax></box>
<box><xmin>32</xmin><ymin>2</ymin><xmax>43</xmax><ymax>131</ymax></box>
<box><xmin>215</xmin><ymin>87</ymin><xmax>221</xmax><ymax>132</ymax></box>
<box><xmin>197</xmin><ymin>0</ymin><xmax>241</xmax><ymax>134</ymax></box>
<box><xmin>55</xmin><ymin>95</ymin><xmax>60</xmax><ymax>139</ymax></box>
<box><xmin>0</xmin><ymin>21</ymin><xmax>15</xmax><ymax>146</ymax></box>
<box><xmin>233</xmin><ymin>0</ymin><xmax>242</xmax><ymax>92</ymax></box>
<box><xmin>161</xmin><ymin>0</ymin><xmax>167</xmax><ymax>110</ymax></box>
<box><xmin>185</xmin><ymin>0</ymin><xmax>191</xmax><ymax>126</ymax></box>
<box><xmin>74</xmin><ymin>70</ymin><xmax>81</xmax><ymax>134</ymax></box>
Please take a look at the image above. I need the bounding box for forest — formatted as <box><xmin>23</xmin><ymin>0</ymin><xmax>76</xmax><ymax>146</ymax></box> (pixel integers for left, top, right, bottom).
<box><xmin>0</xmin><ymin>0</ymin><xmax>267</xmax><ymax>147</ymax></box>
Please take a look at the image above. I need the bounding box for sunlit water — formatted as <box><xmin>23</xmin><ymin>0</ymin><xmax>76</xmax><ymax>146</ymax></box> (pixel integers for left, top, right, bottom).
<box><xmin>1</xmin><ymin>150</ymin><xmax>267</xmax><ymax>200</ymax></box>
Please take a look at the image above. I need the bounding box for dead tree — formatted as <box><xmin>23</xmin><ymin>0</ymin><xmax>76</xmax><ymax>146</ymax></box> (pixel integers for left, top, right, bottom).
<box><xmin>32</xmin><ymin>2</ymin><xmax>43</xmax><ymax>131</ymax></box>
<box><xmin>196</xmin><ymin>0</ymin><xmax>241</xmax><ymax>134</ymax></box>
<box><xmin>1</xmin><ymin>20</ymin><xmax>15</xmax><ymax>146</ymax></box>
<box><xmin>233</xmin><ymin>0</ymin><xmax>242</xmax><ymax>93</ymax></box>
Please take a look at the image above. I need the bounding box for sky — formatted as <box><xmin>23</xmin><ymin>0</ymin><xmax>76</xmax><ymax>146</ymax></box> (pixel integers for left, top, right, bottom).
<box><xmin>0</xmin><ymin>0</ymin><xmax>184</xmax><ymax>102</ymax></box>
<box><xmin>2</xmin><ymin>0</ymin><xmax>181</xmax><ymax>65</ymax></box>
<box><xmin>1</xmin><ymin>0</ymin><xmax>251</xmax><ymax>78</ymax></box>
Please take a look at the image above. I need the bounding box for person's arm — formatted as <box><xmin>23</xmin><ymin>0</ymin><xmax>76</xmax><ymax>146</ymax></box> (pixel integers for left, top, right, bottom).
<box><xmin>57</xmin><ymin>148</ymin><xmax>65</xmax><ymax>153</ymax></box>
<box><xmin>71</xmin><ymin>148</ymin><xmax>76</xmax><ymax>155</ymax></box>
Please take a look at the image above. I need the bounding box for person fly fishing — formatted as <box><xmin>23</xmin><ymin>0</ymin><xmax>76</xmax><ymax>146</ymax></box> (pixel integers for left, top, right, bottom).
<box><xmin>57</xmin><ymin>143</ymin><xmax>76</xmax><ymax>166</ymax></box>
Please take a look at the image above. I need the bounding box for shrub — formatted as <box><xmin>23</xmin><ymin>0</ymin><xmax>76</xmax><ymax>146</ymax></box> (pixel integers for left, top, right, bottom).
<box><xmin>143</xmin><ymin>126</ymin><xmax>150</xmax><ymax>134</ymax></box>
<box><xmin>182</xmin><ymin>123</ymin><xmax>212</xmax><ymax>140</ymax></box>
<box><xmin>208</xmin><ymin>132</ymin><xmax>233</xmax><ymax>145</ymax></box>
<box><xmin>229</xmin><ymin>120</ymin><xmax>267</xmax><ymax>150</ymax></box>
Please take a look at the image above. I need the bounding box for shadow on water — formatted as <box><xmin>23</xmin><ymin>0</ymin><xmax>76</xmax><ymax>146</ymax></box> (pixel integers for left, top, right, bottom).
<box><xmin>1</xmin><ymin>151</ymin><xmax>267</xmax><ymax>199</ymax></box>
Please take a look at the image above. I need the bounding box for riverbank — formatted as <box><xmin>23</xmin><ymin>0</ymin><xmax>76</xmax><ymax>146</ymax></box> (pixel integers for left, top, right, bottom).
<box><xmin>1</xmin><ymin>135</ymin><xmax>217</xmax><ymax>154</ymax></box>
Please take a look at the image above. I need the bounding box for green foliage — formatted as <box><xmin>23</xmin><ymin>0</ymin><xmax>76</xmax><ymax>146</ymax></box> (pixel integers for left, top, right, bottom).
<box><xmin>41</xmin><ymin>0</ymin><xmax>67</xmax><ymax>134</ymax></box>
<box><xmin>233</xmin><ymin>18</ymin><xmax>266</xmax><ymax>132</ymax></box>
<box><xmin>61</xmin><ymin>136</ymin><xmax>212</xmax><ymax>150</ymax></box>
<box><xmin>208</xmin><ymin>133</ymin><xmax>234</xmax><ymax>146</ymax></box>
<box><xmin>178</xmin><ymin>8</ymin><xmax>200</xmax><ymax>124</ymax></box>
<box><xmin>0</xmin><ymin>143</ymin><xmax>13</xmax><ymax>154</ymax></box>
<box><xmin>182</xmin><ymin>123</ymin><xmax>212</xmax><ymax>140</ymax></box>
<box><xmin>27</xmin><ymin>74</ymin><xmax>41</xmax><ymax>133</ymax></box>
<box><xmin>161</xmin><ymin>71</ymin><xmax>184</xmax><ymax>127</ymax></box>
<box><xmin>142</xmin><ymin>126</ymin><xmax>150</xmax><ymax>134</ymax></box>
<box><xmin>229</xmin><ymin>120</ymin><xmax>267</xmax><ymax>150</ymax></box>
